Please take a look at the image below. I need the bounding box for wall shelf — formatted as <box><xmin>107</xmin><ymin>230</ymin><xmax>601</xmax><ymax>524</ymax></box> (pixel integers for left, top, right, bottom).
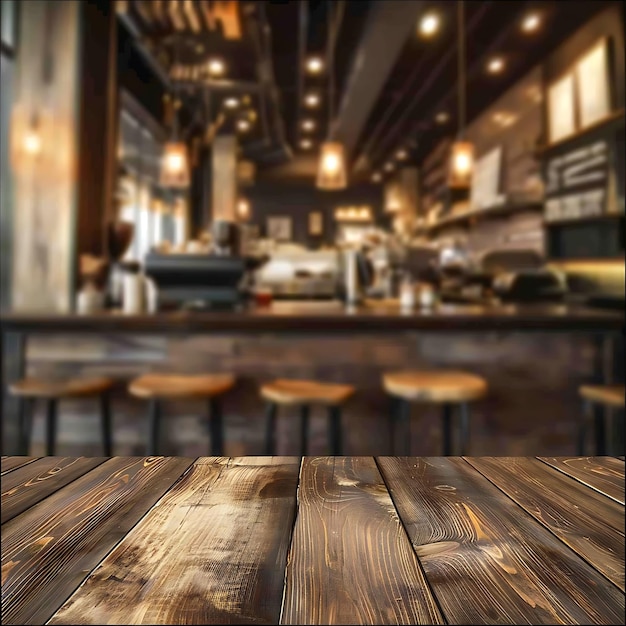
<box><xmin>535</xmin><ymin>109</ymin><xmax>625</xmax><ymax>157</ymax></box>
<box><xmin>426</xmin><ymin>200</ymin><xmax>544</xmax><ymax>236</ymax></box>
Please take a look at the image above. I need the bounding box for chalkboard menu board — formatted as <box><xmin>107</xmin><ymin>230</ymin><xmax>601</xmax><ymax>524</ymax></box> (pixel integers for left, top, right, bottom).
<box><xmin>544</xmin><ymin>140</ymin><xmax>609</xmax><ymax>223</ymax></box>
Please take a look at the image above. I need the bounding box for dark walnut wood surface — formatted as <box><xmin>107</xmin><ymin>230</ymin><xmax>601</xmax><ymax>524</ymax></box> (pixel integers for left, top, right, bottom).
<box><xmin>1</xmin><ymin>301</ymin><xmax>623</xmax><ymax>333</ymax></box>
<box><xmin>1</xmin><ymin>456</ymin><xmax>624</xmax><ymax>625</ymax></box>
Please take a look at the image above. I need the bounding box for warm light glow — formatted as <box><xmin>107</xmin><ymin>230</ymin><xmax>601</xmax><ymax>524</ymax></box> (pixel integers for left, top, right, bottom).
<box><xmin>395</xmin><ymin>149</ymin><xmax>408</xmax><ymax>160</ymax></box>
<box><xmin>304</xmin><ymin>93</ymin><xmax>321</xmax><ymax>107</ymax></box>
<box><xmin>521</xmin><ymin>13</ymin><xmax>541</xmax><ymax>33</ymax></box>
<box><xmin>487</xmin><ymin>57</ymin><xmax>505</xmax><ymax>74</ymax></box>
<box><xmin>237</xmin><ymin>198</ymin><xmax>251</xmax><ymax>220</ymax></box>
<box><xmin>300</xmin><ymin>139</ymin><xmax>313</xmax><ymax>149</ymax></box>
<box><xmin>306</xmin><ymin>56</ymin><xmax>324</xmax><ymax>74</ymax></box>
<box><xmin>301</xmin><ymin>119</ymin><xmax>316</xmax><ymax>131</ymax></box>
<box><xmin>448</xmin><ymin>141</ymin><xmax>474</xmax><ymax>189</ymax></box>
<box><xmin>237</xmin><ymin>119</ymin><xmax>251</xmax><ymax>132</ymax></box>
<box><xmin>160</xmin><ymin>142</ymin><xmax>190</xmax><ymax>188</ymax></box>
<box><xmin>23</xmin><ymin>131</ymin><xmax>42</xmax><ymax>155</ymax></box>
<box><xmin>435</xmin><ymin>112</ymin><xmax>449</xmax><ymax>124</ymax></box>
<box><xmin>371</xmin><ymin>172</ymin><xmax>382</xmax><ymax>183</ymax></box>
<box><xmin>224</xmin><ymin>97</ymin><xmax>240</xmax><ymax>109</ymax></box>
<box><xmin>419</xmin><ymin>12</ymin><xmax>440</xmax><ymax>37</ymax></box>
<box><xmin>316</xmin><ymin>142</ymin><xmax>347</xmax><ymax>190</ymax></box>
<box><xmin>207</xmin><ymin>58</ymin><xmax>225</xmax><ymax>76</ymax></box>
<box><xmin>384</xmin><ymin>162</ymin><xmax>395</xmax><ymax>172</ymax></box>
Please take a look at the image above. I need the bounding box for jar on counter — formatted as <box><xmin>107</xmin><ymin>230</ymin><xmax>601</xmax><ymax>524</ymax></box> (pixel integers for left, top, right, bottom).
<box><xmin>121</xmin><ymin>261</ymin><xmax>145</xmax><ymax>314</ymax></box>
<box><xmin>399</xmin><ymin>275</ymin><xmax>416</xmax><ymax>310</ymax></box>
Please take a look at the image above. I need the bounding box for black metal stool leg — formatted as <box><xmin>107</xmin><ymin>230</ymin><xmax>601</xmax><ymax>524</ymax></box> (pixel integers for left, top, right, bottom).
<box><xmin>45</xmin><ymin>399</ymin><xmax>58</xmax><ymax>456</ymax></box>
<box><xmin>18</xmin><ymin>398</ymin><xmax>34</xmax><ymax>455</ymax></box>
<box><xmin>578</xmin><ymin>400</ymin><xmax>591</xmax><ymax>455</ymax></box>
<box><xmin>328</xmin><ymin>405</ymin><xmax>343</xmax><ymax>455</ymax></box>
<box><xmin>398</xmin><ymin>400</ymin><xmax>411</xmax><ymax>456</ymax></box>
<box><xmin>209</xmin><ymin>397</ymin><xmax>224</xmax><ymax>455</ymax></box>
<box><xmin>100</xmin><ymin>392</ymin><xmax>113</xmax><ymax>456</ymax></box>
<box><xmin>148</xmin><ymin>399</ymin><xmax>161</xmax><ymax>456</ymax></box>
<box><xmin>459</xmin><ymin>403</ymin><xmax>470</xmax><ymax>456</ymax></box>
<box><xmin>593</xmin><ymin>402</ymin><xmax>606</xmax><ymax>455</ymax></box>
<box><xmin>300</xmin><ymin>405</ymin><xmax>310</xmax><ymax>456</ymax></box>
<box><xmin>265</xmin><ymin>402</ymin><xmax>278</xmax><ymax>455</ymax></box>
<box><xmin>442</xmin><ymin>404</ymin><xmax>453</xmax><ymax>456</ymax></box>
<box><xmin>389</xmin><ymin>396</ymin><xmax>398</xmax><ymax>455</ymax></box>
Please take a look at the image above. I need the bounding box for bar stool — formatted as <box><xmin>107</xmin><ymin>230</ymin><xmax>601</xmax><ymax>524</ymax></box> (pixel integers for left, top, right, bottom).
<box><xmin>8</xmin><ymin>377</ymin><xmax>115</xmax><ymax>456</ymax></box>
<box><xmin>128</xmin><ymin>374</ymin><xmax>235</xmax><ymax>455</ymax></box>
<box><xmin>383</xmin><ymin>370</ymin><xmax>488</xmax><ymax>455</ymax></box>
<box><xmin>260</xmin><ymin>379</ymin><xmax>355</xmax><ymax>455</ymax></box>
<box><xmin>578</xmin><ymin>384</ymin><xmax>625</xmax><ymax>455</ymax></box>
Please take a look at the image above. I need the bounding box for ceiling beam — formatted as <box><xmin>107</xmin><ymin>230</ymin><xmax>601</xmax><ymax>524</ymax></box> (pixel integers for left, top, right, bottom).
<box><xmin>330</xmin><ymin>0</ymin><xmax>425</xmax><ymax>160</ymax></box>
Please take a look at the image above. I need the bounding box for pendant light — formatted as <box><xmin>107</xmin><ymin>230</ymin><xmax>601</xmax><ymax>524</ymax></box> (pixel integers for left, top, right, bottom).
<box><xmin>316</xmin><ymin>1</ymin><xmax>347</xmax><ymax>190</ymax></box>
<box><xmin>448</xmin><ymin>0</ymin><xmax>474</xmax><ymax>189</ymax></box>
<box><xmin>160</xmin><ymin>36</ymin><xmax>190</xmax><ymax>189</ymax></box>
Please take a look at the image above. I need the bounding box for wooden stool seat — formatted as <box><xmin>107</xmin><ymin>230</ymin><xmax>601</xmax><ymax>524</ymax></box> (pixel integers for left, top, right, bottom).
<box><xmin>9</xmin><ymin>377</ymin><xmax>114</xmax><ymax>456</ymax></box>
<box><xmin>128</xmin><ymin>374</ymin><xmax>235</xmax><ymax>400</ymax></box>
<box><xmin>579</xmin><ymin>385</ymin><xmax>625</xmax><ymax>409</ymax></box>
<box><xmin>260</xmin><ymin>379</ymin><xmax>355</xmax><ymax>406</ymax></box>
<box><xmin>578</xmin><ymin>384</ymin><xmax>625</xmax><ymax>456</ymax></box>
<box><xmin>9</xmin><ymin>376</ymin><xmax>114</xmax><ymax>399</ymax></box>
<box><xmin>128</xmin><ymin>373</ymin><xmax>236</xmax><ymax>456</ymax></box>
<box><xmin>383</xmin><ymin>370</ymin><xmax>488</xmax><ymax>403</ymax></box>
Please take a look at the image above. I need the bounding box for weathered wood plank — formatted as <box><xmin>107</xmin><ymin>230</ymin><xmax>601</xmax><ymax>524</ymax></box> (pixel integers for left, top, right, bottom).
<box><xmin>467</xmin><ymin>456</ymin><xmax>625</xmax><ymax>592</ymax></box>
<box><xmin>1</xmin><ymin>456</ymin><xmax>195</xmax><ymax>625</ymax></box>
<box><xmin>1</xmin><ymin>456</ymin><xmax>39</xmax><ymax>475</ymax></box>
<box><xmin>280</xmin><ymin>456</ymin><xmax>444</xmax><ymax>625</ymax></box>
<box><xmin>48</xmin><ymin>457</ymin><xmax>300</xmax><ymax>625</ymax></box>
<box><xmin>1</xmin><ymin>456</ymin><xmax>108</xmax><ymax>524</ymax></box>
<box><xmin>538</xmin><ymin>456</ymin><xmax>625</xmax><ymax>505</ymax></box>
<box><xmin>377</xmin><ymin>457</ymin><xmax>625</xmax><ymax>625</ymax></box>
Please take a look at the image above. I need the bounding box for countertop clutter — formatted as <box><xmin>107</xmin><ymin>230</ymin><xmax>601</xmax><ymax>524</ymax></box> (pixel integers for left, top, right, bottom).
<box><xmin>1</xmin><ymin>300</ymin><xmax>623</xmax><ymax>333</ymax></box>
<box><xmin>1</xmin><ymin>455</ymin><xmax>624</xmax><ymax>625</ymax></box>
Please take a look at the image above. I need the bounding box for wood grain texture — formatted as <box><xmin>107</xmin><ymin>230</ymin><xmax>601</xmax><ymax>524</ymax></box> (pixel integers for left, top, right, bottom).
<box><xmin>49</xmin><ymin>457</ymin><xmax>300</xmax><ymax>625</ymax></box>
<box><xmin>538</xmin><ymin>456</ymin><xmax>626</xmax><ymax>504</ymax></box>
<box><xmin>1</xmin><ymin>456</ymin><xmax>107</xmax><ymax>524</ymax></box>
<box><xmin>280</xmin><ymin>456</ymin><xmax>444</xmax><ymax>625</ymax></box>
<box><xmin>377</xmin><ymin>456</ymin><xmax>625</xmax><ymax>625</ymax></box>
<box><xmin>466</xmin><ymin>456</ymin><xmax>625</xmax><ymax>592</ymax></box>
<box><xmin>1</xmin><ymin>457</ymin><xmax>39</xmax><ymax>475</ymax></box>
<box><xmin>1</xmin><ymin>456</ymin><xmax>195</xmax><ymax>625</ymax></box>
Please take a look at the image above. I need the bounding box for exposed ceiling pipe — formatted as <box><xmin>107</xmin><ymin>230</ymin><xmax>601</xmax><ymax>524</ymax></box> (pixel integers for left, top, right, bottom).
<box><xmin>295</xmin><ymin>0</ymin><xmax>308</xmax><ymax>144</ymax></box>
<box><xmin>330</xmin><ymin>1</ymin><xmax>425</xmax><ymax>160</ymax></box>
<box><xmin>365</xmin><ymin>1</ymin><xmax>492</xmax><ymax>170</ymax></box>
<box><xmin>117</xmin><ymin>11</ymin><xmax>172</xmax><ymax>89</ymax></box>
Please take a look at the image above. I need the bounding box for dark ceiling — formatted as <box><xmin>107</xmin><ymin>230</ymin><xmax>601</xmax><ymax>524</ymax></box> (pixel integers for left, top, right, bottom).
<box><xmin>119</xmin><ymin>0</ymin><xmax>619</xmax><ymax>182</ymax></box>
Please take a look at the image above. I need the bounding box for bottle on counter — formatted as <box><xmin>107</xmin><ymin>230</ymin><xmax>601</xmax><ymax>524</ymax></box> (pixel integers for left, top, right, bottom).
<box><xmin>76</xmin><ymin>278</ymin><xmax>104</xmax><ymax>314</ymax></box>
<box><xmin>399</xmin><ymin>274</ymin><xmax>416</xmax><ymax>310</ymax></box>
<box><xmin>121</xmin><ymin>262</ymin><xmax>145</xmax><ymax>314</ymax></box>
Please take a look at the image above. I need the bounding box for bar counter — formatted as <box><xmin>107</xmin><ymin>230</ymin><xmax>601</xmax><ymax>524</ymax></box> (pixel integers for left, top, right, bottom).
<box><xmin>1</xmin><ymin>455</ymin><xmax>624</xmax><ymax>625</ymax></box>
<box><xmin>1</xmin><ymin>300</ymin><xmax>624</xmax><ymax>333</ymax></box>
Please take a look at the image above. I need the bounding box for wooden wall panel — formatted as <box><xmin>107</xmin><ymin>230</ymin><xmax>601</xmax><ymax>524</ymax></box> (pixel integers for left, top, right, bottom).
<box><xmin>10</xmin><ymin>0</ymin><xmax>81</xmax><ymax>312</ymax></box>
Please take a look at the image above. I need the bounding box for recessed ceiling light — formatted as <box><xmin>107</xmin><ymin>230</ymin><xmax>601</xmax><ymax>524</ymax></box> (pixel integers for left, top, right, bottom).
<box><xmin>435</xmin><ymin>112</ymin><xmax>449</xmax><ymax>124</ymax></box>
<box><xmin>301</xmin><ymin>119</ymin><xmax>316</xmax><ymax>131</ymax></box>
<box><xmin>224</xmin><ymin>97</ymin><xmax>240</xmax><ymax>109</ymax></box>
<box><xmin>487</xmin><ymin>57</ymin><xmax>505</xmax><ymax>74</ymax></box>
<box><xmin>395</xmin><ymin>149</ymin><xmax>408</xmax><ymax>160</ymax></box>
<box><xmin>384</xmin><ymin>162</ymin><xmax>395</xmax><ymax>172</ymax></box>
<box><xmin>371</xmin><ymin>172</ymin><xmax>382</xmax><ymax>183</ymax></box>
<box><xmin>304</xmin><ymin>93</ymin><xmax>321</xmax><ymax>108</ymax></box>
<box><xmin>237</xmin><ymin>119</ymin><xmax>251</xmax><ymax>132</ymax></box>
<box><xmin>418</xmin><ymin>12</ymin><xmax>440</xmax><ymax>38</ymax></box>
<box><xmin>306</xmin><ymin>56</ymin><xmax>324</xmax><ymax>74</ymax></box>
<box><xmin>207</xmin><ymin>58</ymin><xmax>225</xmax><ymax>77</ymax></box>
<box><xmin>300</xmin><ymin>139</ymin><xmax>313</xmax><ymax>149</ymax></box>
<box><xmin>521</xmin><ymin>13</ymin><xmax>541</xmax><ymax>33</ymax></box>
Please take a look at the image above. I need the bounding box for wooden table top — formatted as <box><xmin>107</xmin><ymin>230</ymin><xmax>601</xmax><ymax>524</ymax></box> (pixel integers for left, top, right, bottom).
<box><xmin>1</xmin><ymin>455</ymin><xmax>624</xmax><ymax>625</ymax></box>
<box><xmin>1</xmin><ymin>300</ymin><xmax>624</xmax><ymax>333</ymax></box>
